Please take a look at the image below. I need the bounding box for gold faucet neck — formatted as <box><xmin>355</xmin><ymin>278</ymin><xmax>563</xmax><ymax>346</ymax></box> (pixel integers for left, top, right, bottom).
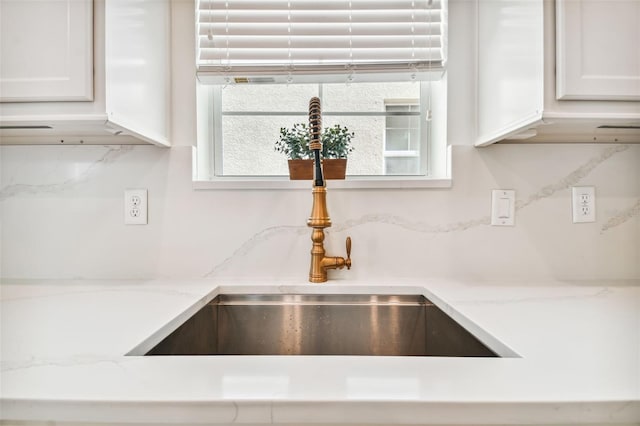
<box><xmin>307</xmin><ymin>185</ymin><xmax>331</xmax><ymax>229</ymax></box>
<box><xmin>307</xmin><ymin>185</ymin><xmax>351</xmax><ymax>283</ymax></box>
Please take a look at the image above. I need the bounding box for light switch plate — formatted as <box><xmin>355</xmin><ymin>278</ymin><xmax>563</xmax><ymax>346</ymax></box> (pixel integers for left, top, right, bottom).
<box><xmin>491</xmin><ymin>190</ymin><xmax>515</xmax><ymax>226</ymax></box>
<box><xmin>124</xmin><ymin>189</ymin><xmax>148</xmax><ymax>225</ymax></box>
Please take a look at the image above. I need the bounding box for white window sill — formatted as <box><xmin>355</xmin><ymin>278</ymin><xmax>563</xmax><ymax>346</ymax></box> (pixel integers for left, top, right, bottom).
<box><xmin>193</xmin><ymin>175</ymin><xmax>452</xmax><ymax>190</ymax></box>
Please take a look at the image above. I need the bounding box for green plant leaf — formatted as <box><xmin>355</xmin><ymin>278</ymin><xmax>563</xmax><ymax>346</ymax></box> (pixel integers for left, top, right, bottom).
<box><xmin>275</xmin><ymin>122</ymin><xmax>354</xmax><ymax>160</ymax></box>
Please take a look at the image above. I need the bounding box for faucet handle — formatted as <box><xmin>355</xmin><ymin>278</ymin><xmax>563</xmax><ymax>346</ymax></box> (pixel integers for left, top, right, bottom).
<box><xmin>345</xmin><ymin>236</ymin><xmax>352</xmax><ymax>270</ymax></box>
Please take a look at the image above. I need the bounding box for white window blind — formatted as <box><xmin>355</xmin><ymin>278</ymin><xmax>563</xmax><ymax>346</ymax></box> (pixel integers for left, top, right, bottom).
<box><xmin>196</xmin><ymin>0</ymin><xmax>446</xmax><ymax>84</ymax></box>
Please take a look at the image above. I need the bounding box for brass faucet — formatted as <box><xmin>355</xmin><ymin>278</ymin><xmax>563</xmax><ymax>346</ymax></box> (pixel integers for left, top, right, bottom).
<box><xmin>307</xmin><ymin>97</ymin><xmax>352</xmax><ymax>283</ymax></box>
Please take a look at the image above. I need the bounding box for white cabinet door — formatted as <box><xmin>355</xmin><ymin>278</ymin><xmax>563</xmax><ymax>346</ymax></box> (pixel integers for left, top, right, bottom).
<box><xmin>556</xmin><ymin>0</ymin><xmax>640</xmax><ymax>100</ymax></box>
<box><xmin>476</xmin><ymin>0</ymin><xmax>545</xmax><ymax>146</ymax></box>
<box><xmin>0</xmin><ymin>0</ymin><xmax>93</xmax><ymax>102</ymax></box>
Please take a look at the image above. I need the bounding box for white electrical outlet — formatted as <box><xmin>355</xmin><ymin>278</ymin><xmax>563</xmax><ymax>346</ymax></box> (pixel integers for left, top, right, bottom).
<box><xmin>572</xmin><ymin>186</ymin><xmax>595</xmax><ymax>223</ymax></box>
<box><xmin>124</xmin><ymin>189</ymin><xmax>147</xmax><ymax>225</ymax></box>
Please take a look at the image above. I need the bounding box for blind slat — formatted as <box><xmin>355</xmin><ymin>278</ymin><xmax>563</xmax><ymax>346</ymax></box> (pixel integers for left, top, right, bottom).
<box><xmin>199</xmin><ymin>10</ymin><xmax>442</xmax><ymax>23</ymax></box>
<box><xmin>198</xmin><ymin>22</ymin><xmax>443</xmax><ymax>37</ymax></box>
<box><xmin>199</xmin><ymin>35</ymin><xmax>442</xmax><ymax>50</ymax></box>
<box><xmin>200</xmin><ymin>48</ymin><xmax>444</xmax><ymax>62</ymax></box>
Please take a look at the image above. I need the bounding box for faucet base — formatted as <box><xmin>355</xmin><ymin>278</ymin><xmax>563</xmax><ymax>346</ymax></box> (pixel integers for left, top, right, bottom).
<box><xmin>309</xmin><ymin>228</ymin><xmax>328</xmax><ymax>283</ymax></box>
<box><xmin>308</xmin><ymin>227</ymin><xmax>349</xmax><ymax>283</ymax></box>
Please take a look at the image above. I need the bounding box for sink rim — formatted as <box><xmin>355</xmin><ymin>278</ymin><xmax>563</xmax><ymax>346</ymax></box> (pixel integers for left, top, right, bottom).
<box><xmin>126</xmin><ymin>286</ymin><xmax>521</xmax><ymax>358</ymax></box>
<box><xmin>215</xmin><ymin>293</ymin><xmax>436</xmax><ymax>306</ymax></box>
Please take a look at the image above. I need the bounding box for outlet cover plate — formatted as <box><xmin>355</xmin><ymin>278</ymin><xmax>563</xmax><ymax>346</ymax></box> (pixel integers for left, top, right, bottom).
<box><xmin>572</xmin><ymin>186</ymin><xmax>595</xmax><ymax>223</ymax></box>
<box><xmin>124</xmin><ymin>189</ymin><xmax>148</xmax><ymax>225</ymax></box>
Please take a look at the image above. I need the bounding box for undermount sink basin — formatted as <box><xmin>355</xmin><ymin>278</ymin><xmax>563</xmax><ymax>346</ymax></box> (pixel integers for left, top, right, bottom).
<box><xmin>145</xmin><ymin>294</ymin><xmax>498</xmax><ymax>357</ymax></box>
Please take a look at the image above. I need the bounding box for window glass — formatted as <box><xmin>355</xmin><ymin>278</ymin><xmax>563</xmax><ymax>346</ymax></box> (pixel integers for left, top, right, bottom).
<box><xmin>218</xmin><ymin>82</ymin><xmax>425</xmax><ymax>177</ymax></box>
<box><xmin>383</xmin><ymin>103</ymin><xmax>420</xmax><ymax>175</ymax></box>
<box><xmin>322</xmin><ymin>82</ymin><xmax>419</xmax><ymax>112</ymax></box>
<box><xmin>222</xmin><ymin>84</ymin><xmax>318</xmax><ymax>112</ymax></box>
<box><xmin>221</xmin><ymin>115</ymin><xmax>302</xmax><ymax>176</ymax></box>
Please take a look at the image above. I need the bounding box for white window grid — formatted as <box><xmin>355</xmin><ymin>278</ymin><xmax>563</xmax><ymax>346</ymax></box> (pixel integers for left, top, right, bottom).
<box><xmin>383</xmin><ymin>101</ymin><xmax>421</xmax><ymax>175</ymax></box>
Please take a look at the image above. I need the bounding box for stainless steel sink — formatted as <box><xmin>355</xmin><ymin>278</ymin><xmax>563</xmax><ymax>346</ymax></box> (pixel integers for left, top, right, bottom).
<box><xmin>145</xmin><ymin>294</ymin><xmax>497</xmax><ymax>357</ymax></box>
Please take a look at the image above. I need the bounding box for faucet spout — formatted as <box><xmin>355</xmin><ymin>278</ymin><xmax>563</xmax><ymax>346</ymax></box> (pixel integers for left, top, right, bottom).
<box><xmin>309</xmin><ymin>96</ymin><xmax>324</xmax><ymax>188</ymax></box>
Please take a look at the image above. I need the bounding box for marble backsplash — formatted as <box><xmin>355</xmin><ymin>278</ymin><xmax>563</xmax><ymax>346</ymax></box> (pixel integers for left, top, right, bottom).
<box><xmin>1</xmin><ymin>143</ymin><xmax>638</xmax><ymax>282</ymax></box>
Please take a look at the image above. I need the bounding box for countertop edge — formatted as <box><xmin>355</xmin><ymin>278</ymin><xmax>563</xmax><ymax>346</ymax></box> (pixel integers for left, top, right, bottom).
<box><xmin>2</xmin><ymin>398</ymin><xmax>639</xmax><ymax>424</ymax></box>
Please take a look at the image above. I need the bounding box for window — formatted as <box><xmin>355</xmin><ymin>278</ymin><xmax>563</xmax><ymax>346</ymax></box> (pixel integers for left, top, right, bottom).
<box><xmin>194</xmin><ymin>1</ymin><xmax>448</xmax><ymax>186</ymax></box>
<box><xmin>384</xmin><ymin>101</ymin><xmax>421</xmax><ymax>175</ymax></box>
<box><xmin>209</xmin><ymin>81</ymin><xmax>429</xmax><ymax>177</ymax></box>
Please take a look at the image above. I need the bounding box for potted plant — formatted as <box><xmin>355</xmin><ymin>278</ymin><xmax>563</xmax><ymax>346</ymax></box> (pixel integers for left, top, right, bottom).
<box><xmin>275</xmin><ymin>123</ymin><xmax>354</xmax><ymax>180</ymax></box>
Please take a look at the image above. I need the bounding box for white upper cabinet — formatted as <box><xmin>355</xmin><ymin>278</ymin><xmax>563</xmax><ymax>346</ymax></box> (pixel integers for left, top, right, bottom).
<box><xmin>0</xmin><ymin>0</ymin><xmax>93</xmax><ymax>102</ymax></box>
<box><xmin>556</xmin><ymin>0</ymin><xmax>640</xmax><ymax>101</ymax></box>
<box><xmin>476</xmin><ymin>0</ymin><xmax>640</xmax><ymax>146</ymax></box>
<box><xmin>0</xmin><ymin>0</ymin><xmax>171</xmax><ymax>146</ymax></box>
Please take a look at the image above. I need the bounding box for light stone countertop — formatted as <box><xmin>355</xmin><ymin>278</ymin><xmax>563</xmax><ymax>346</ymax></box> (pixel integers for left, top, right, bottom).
<box><xmin>1</xmin><ymin>278</ymin><xmax>639</xmax><ymax>425</ymax></box>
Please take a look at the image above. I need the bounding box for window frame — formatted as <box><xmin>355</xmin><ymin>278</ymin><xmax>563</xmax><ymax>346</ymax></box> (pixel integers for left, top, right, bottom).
<box><xmin>195</xmin><ymin>79</ymin><xmax>450</xmax><ymax>190</ymax></box>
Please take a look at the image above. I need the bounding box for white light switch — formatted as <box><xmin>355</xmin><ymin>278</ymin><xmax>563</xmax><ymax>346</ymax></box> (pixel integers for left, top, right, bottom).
<box><xmin>491</xmin><ymin>190</ymin><xmax>515</xmax><ymax>226</ymax></box>
<box><xmin>497</xmin><ymin>198</ymin><xmax>511</xmax><ymax>219</ymax></box>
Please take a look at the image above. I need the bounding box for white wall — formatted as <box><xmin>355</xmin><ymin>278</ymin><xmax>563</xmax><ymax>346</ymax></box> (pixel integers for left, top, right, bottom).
<box><xmin>1</xmin><ymin>0</ymin><xmax>638</xmax><ymax>282</ymax></box>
